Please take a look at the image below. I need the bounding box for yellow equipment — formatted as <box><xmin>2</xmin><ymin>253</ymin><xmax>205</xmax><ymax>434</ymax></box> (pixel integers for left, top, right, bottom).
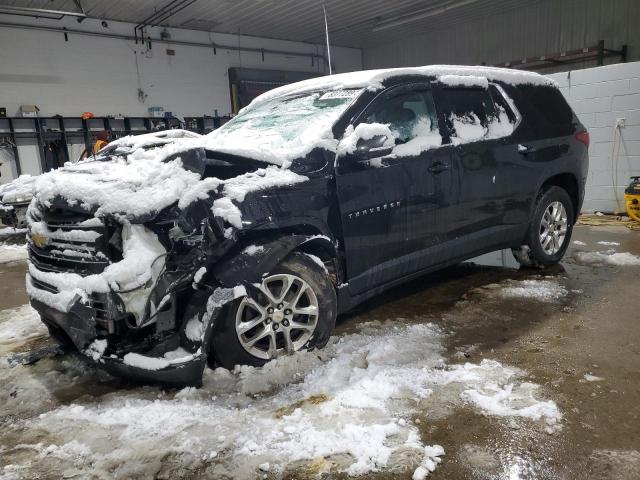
<box><xmin>625</xmin><ymin>176</ymin><xmax>640</xmax><ymax>223</ymax></box>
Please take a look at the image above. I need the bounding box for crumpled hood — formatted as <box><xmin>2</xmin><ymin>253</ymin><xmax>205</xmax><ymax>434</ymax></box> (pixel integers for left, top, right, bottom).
<box><xmin>34</xmin><ymin>139</ymin><xmax>204</xmax><ymax>219</ymax></box>
<box><xmin>32</xmin><ymin>130</ymin><xmax>309</xmax><ymax>227</ymax></box>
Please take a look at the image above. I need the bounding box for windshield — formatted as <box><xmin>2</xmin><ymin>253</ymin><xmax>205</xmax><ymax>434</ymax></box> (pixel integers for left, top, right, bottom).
<box><xmin>205</xmin><ymin>88</ymin><xmax>363</xmax><ymax>166</ymax></box>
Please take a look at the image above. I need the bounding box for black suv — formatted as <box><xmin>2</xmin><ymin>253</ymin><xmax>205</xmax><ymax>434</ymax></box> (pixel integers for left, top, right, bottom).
<box><xmin>26</xmin><ymin>66</ymin><xmax>588</xmax><ymax>385</ymax></box>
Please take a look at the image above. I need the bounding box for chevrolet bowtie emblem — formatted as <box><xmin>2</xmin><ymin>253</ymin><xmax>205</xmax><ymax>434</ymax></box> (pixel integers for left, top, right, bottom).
<box><xmin>31</xmin><ymin>232</ymin><xmax>49</xmax><ymax>248</ymax></box>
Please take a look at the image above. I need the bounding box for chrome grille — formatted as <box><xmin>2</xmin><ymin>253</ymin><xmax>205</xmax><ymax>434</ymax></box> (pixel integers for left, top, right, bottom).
<box><xmin>28</xmin><ymin>205</ymin><xmax>117</xmax><ymax>275</ymax></box>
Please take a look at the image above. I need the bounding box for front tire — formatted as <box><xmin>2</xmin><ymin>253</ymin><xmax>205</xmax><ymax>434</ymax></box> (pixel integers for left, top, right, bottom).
<box><xmin>512</xmin><ymin>186</ymin><xmax>574</xmax><ymax>268</ymax></box>
<box><xmin>210</xmin><ymin>251</ymin><xmax>337</xmax><ymax>369</ymax></box>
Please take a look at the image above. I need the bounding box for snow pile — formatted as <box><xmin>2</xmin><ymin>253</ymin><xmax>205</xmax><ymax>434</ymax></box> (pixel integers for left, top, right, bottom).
<box><xmin>123</xmin><ymin>347</ymin><xmax>197</xmax><ymax>371</ymax></box>
<box><xmin>439</xmin><ymin>74</ymin><xmax>489</xmax><ymax>89</ymax></box>
<box><xmin>573</xmin><ymin>240</ymin><xmax>587</xmax><ymax>246</ymax></box>
<box><xmin>8</xmin><ymin>321</ymin><xmax>561</xmax><ymax>478</ymax></box>
<box><xmin>27</xmin><ymin>224</ymin><xmax>166</xmax><ymax>322</ymax></box>
<box><xmin>0</xmin><ymin>243</ymin><xmax>28</xmax><ymax>264</ymax></box>
<box><xmin>243</xmin><ymin>245</ymin><xmax>265</xmax><ymax>256</ymax></box>
<box><xmin>338</xmin><ymin>118</ymin><xmax>442</xmax><ymax>164</ymax></box>
<box><xmin>34</xmin><ymin>137</ymin><xmax>204</xmax><ymax>218</ymax></box>
<box><xmin>498</xmin><ymin>279</ymin><xmax>568</xmax><ymax>302</ymax></box>
<box><xmin>0</xmin><ymin>304</ymin><xmax>47</xmax><ymax>350</ymax></box>
<box><xmin>450</xmin><ymin>109</ymin><xmax>515</xmax><ymax>145</ymax></box>
<box><xmin>412</xmin><ymin>445</ymin><xmax>445</xmax><ymax>480</ymax></box>
<box><xmin>394</xmin><ymin>117</ymin><xmax>442</xmax><ymax>157</ymax></box>
<box><xmin>253</xmin><ymin>65</ymin><xmax>556</xmax><ymax>106</ymax></box>
<box><xmin>208</xmin><ymin>167</ymin><xmax>308</xmax><ymax>228</ymax></box>
<box><xmin>575</xmin><ymin>250</ymin><xmax>640</xmax><ymax>266</ymax></box>
<box><xmin>596</xmin><ymin>241</ymin><xmax>620</xmax><ymax>246</ymax></box>
<box><xmin>0</xmin><ymin>174</ymin><xmax>36</xmax><ymax>204</ymax></box>
<box><xmin>0</xmin><ymin>227</ymin><xmax>27</xmax><ymax>238</ymax></box>
<box><xmin>337</xmin><ymin>123</ymin><xmax>396</xmax><ymax>156</ymax></box>
<box><xmin>450</xmin><ymin>113</ymin><xmax>486</xmax><ymax>144</ymax></box>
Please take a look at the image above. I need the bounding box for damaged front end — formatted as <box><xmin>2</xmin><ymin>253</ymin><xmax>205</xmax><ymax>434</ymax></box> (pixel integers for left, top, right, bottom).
<box><xmin>26</xmin><ymin>194</ymin><xmax>249</xmax><ymax>386</ymax></box>
<box><xmin>23</xmin><ymin>147</ymin><xmax>270</xmax><ymax>387</ymax></box>
<box><xmin>25</xmin><ymin>141</ymin><xmax>331</xmax><ymax>386</ymax></box>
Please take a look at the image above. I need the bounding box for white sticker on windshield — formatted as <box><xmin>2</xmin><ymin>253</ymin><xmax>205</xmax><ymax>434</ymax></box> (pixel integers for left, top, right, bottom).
<box><xmin>319</xmin><ymin>89</ymin><xmax>362</xmax><ymax>100</ymax></box>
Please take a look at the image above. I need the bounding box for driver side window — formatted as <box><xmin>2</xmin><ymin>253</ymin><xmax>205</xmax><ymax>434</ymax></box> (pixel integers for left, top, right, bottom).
<box><xmin>365</xmin><ymin>90</ymin><xmax>440</xmax><ymax>145</ymax></box>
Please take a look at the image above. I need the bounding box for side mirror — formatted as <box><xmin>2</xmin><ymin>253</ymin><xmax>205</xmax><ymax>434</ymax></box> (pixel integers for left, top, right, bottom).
<box><xmin>354</xmin><ymin>135</ymin><xmax>394</xmax><ymax>160</ymax></box>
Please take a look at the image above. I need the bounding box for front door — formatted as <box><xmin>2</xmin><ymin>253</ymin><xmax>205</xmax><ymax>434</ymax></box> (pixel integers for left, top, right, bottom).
<box><xmin>335</xmin><ymin>83</ymin><xmax>455</xmax><ymax>294</ymax></box>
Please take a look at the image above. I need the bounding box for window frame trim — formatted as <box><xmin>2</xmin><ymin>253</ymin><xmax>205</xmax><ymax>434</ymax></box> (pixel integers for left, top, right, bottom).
<box><xmin>488</xmin><ymin>82</ymin><xmax>522</xmax><ymax>135</ymax></box>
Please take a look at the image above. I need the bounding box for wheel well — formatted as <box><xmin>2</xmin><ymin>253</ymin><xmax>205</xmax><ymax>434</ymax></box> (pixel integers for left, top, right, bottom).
<box><xmin>296</xmin><ymin>239</ymin><xmax>339</xmax><ymax>285</ymax></box>
<box><xmin>541</xmin><ymin>173</ymin><xmax>579</xmax><ymax>220</ymax></box>
<box><xmin>238</xmin><ymin>225</ymin><xmax>340</xmax><ymax>284</ymax></box>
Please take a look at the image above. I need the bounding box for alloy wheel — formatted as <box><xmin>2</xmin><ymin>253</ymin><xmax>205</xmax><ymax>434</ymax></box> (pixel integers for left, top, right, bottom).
<box><xmin>539</xmin><ymin>201</ymin><xmax>568</xmax><ymax>255</ymax></box>
<box><xmin>235</xmin><ymin>273</ymin><xmax>319</xmax><ymax>360</ymax></box>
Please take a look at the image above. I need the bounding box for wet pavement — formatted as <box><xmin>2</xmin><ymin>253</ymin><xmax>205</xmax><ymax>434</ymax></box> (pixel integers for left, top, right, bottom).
<box><xmin>1</xmin><ymin>225</ymin><xmax>639</xmax><ymax>479</ymax></box>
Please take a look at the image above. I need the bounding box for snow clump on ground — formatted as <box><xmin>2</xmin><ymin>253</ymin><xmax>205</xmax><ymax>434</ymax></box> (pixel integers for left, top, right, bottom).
<box><xmin>0</xmin><ymin>318</ymin><xmax>561</xmax><ymax>479</ymax></box>
<box><xmin>0</xmin><ymin>243</ymin><xmax>28</xmax><ymax>264</ymax></box>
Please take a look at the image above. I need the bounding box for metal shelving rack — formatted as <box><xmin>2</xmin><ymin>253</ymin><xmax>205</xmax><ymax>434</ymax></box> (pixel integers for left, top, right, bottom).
<box><xmin>0</xmin><ymin>114</ymin><xmax>230</xmax><ymax>177</ymax></box>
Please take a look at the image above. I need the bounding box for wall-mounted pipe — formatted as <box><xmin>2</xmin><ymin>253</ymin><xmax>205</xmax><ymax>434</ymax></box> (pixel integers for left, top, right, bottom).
<box><xmin>134</xmin><ymin>0</ymin><xmax>198</xmax><ymax>44</ymax></box>
<box><xmin>0</xmin><ymin>20</ymin><xmax>329</xmax><ymax>70</ymax></box>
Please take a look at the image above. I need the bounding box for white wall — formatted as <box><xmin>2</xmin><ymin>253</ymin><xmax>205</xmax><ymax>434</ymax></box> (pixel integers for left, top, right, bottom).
<box><xmin>0</xmin><ymin>15</ymin><xmax>362</xmax><ymax>184</ymax></box>
<box><xmin>0</xmin><ymin>16</ymin><xmax>362</xmax><ymax>119</ymax></box>
<box><xmin>548</xmin><ymin>62</ymin><xmax>640</xmax><ymax>213</ymax></box>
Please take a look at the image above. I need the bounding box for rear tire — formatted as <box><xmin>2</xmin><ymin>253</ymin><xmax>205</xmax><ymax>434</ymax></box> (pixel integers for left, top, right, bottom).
<box><xmin>210</xmin><ymin>251</ymin><xmax>337</xmax><ymax>369</ymax></box>
<box><xmin>512</xmin><ymin>186</ymin><xmax>574</xmax><ymax>268</ymax></box>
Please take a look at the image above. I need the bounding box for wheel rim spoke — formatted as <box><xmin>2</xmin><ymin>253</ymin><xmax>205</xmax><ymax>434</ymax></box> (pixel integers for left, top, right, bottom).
<box><xmin>283</xmin><ymin>329</ymin><xmax>294</xmax><ymax>354</ymax></box>
<box><xmin>267</xmin><ymin>332</ymin><xmax>277</xmax><ymax>359</ymax></box>
<box><xmin>293</xmin><ymin>305</ymin><xmax>318</xmax><ymax>316</ymax></box>
<box><xmin>290</xmin><ymin>320</ymin><xmax>315</xmax><ymax>331</ymax></box>
<box><xmin>237</xmin><ymin>316</ymin><xmax>264</xmax><ymax>334</ymax></box>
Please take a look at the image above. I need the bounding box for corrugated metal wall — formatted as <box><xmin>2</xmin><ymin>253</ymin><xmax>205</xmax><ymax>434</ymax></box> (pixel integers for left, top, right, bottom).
<box><xmin>363</xmin><ymin>0</ymin><xmax>639</xmax><ymax>74</ymax></box>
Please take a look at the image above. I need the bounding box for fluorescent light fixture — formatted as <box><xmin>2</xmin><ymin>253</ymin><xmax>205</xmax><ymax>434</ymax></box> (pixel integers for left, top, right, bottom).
<box><xmin>372</xmin><ymin>0</ymin><xmax>482</xmax><ymax>32</ymax></box>
<box><xmin>0</xmin><ymin>6</ymin><xmax>86</xmax><ymax>20</ymax></box>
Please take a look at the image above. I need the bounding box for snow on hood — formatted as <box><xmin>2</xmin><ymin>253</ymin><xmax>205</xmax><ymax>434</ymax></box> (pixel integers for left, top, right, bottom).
<box><xmin>34</xmin><ymin>140</ymin><xmax>203</xmax><ymax>218</ymax></box>
<box><xmin>250</xmin><ymin>65</ymin><xmax>557</xmax><ymax>106</ymax></box>
<box><xmin>0</xmin><ymin>174</ymin><xmax>36</xmax><ymax>204</ymax></box>
<box><xmin>32</xmin><ymin>130</ymin><xmax>307</xmax><ymax>221</ymax></box>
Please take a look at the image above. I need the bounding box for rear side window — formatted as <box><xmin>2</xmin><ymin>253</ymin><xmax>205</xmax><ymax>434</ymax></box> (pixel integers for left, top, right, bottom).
<box><xmin>514</xmin><ymin>85</ymin><xmax>574</xmax><ymax>138</ymax></box>
<box><xmin>530</xmin><ymin>87</ymin><xmax>573</xmax><ymax>126</ymax></box>
<box><xmin>440</xmin><ymin>87</ymin><xmax>516</xmax><ymax>144</ymax></box>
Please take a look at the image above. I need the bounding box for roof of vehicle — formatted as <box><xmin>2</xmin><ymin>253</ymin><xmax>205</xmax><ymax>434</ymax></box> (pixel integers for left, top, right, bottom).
<box><xmin>251</xmin><ymin>65</ymin><xmax>557</xmax><ymax>106</ymax></box>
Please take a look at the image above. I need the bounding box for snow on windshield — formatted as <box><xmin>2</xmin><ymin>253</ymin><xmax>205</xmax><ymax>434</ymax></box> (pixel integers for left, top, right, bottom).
<box><xmin>205</xmin><ymin>89</ymin><xmax>363</xmax><ymax>167</ymax></box>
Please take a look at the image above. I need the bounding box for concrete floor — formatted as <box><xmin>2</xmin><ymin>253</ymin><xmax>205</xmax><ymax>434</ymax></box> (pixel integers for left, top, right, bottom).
<box><xmin>1</xmin><ymin>225</ymin><xmax>639</xmax><ymax>479</ymax></box>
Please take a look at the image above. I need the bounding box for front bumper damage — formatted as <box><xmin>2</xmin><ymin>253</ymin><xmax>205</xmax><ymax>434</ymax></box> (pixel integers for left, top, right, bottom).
<box><xmin>27</xmin><ymin>212</ymin><xmax>330</xmax><ymax>386</ymax></box>
<box><xmin>29</xmin><ymin>278</ymin><xmax>244</xmax><ymax>387</ymax></box>
<box><xmin>31</xmin><ymin>296</ymin><xmax>205</xmax><ymax>386</ymax></box>
<box><xmin>25</xmin><ymin>195</ymin><xmax>242</xmax><ymax>387</ymax></box>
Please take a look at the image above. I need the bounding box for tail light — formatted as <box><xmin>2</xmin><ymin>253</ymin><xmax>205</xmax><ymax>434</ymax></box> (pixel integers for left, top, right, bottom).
<box><xmin>575</xmin><ymin>130</ymin><xmax>590</xmax><ymax>148</ymax></box>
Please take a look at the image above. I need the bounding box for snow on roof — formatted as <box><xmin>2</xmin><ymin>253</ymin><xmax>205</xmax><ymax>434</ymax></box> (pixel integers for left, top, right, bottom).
<box><xmin>251</xmin><ymin>65</ymin><xmax>557</xmax><ymax>105</ymax></box>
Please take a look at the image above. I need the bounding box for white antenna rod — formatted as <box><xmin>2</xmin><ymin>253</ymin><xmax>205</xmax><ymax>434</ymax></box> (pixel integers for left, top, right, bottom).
<box><xmin>323</xmin><ymin>4</ymin><xmax>332</xmax><ymax>75</ymax></box>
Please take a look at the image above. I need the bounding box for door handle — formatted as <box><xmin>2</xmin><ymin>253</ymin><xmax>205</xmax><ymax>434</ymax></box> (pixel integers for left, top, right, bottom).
<box><xmin>517</xmin><ymin>144</ymin><xmax>537</xmax><ymax>155</ymax></box>
<box><xmin>428</xmin><ymin>161</ymin><xmax>449</xmax><ymax>174</ymax></box>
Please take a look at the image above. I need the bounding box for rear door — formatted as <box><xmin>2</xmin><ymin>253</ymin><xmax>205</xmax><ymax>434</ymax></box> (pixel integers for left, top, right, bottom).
<box><xmin>435</xmin><ymin>85</ymin><xmax>504</xmax><ymax>240</ymax></box>
<box><xmin>335</xmin><ymin>83</ymin><xmax>454</xmax><ymax>294</ymax></box>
